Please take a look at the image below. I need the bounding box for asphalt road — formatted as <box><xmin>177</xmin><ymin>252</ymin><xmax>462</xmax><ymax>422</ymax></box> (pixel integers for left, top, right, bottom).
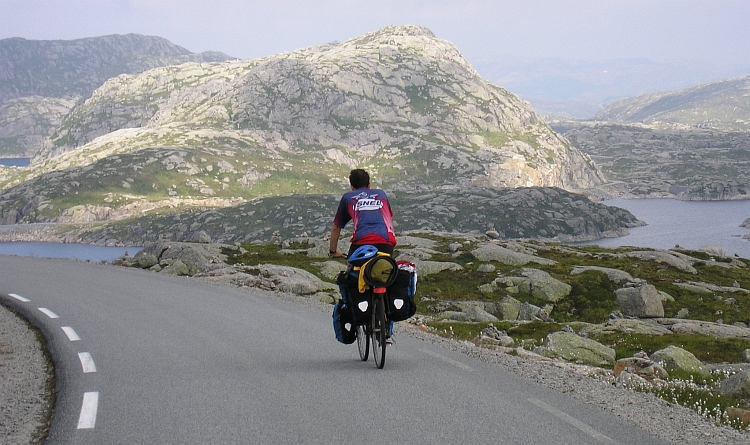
<box><xmin>0</xmin><ymin>255</ymin><xmax>671</xmax><ymax>445</ymax></box>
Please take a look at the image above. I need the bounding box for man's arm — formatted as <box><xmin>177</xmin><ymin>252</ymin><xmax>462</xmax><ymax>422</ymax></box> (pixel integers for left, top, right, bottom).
<box><xmin>329</xmin><ymin>225</ymin><xmax>345</xmax><ymax>257</ymax></box>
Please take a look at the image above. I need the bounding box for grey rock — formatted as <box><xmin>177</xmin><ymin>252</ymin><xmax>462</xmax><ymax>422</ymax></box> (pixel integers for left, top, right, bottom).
<box><xmin>570</xmin><ymin>265</ymin><xmax>634</xmax><ymax>284</ymax></box>
<box><xmin>717</xmin><ymin>370</ymin><xmax>750</xmax><ymax>398</ymax></box>
<box><xmin>579</xmin><ymin>319</ymin><xmax>673</xmax><ymax>337</ymax></box>
<box><xmin>250</xmin><ymin>264</ymin><xmax>337</xmax><ymax>295</ymax></box>
<box><xmin>615</xmin><ymin>282</ymin><xmax>665</xmax><ymax>318</ymax></box>
<box><xmin>534</xmin><ymin>331</ymin><xmax>616</xmax><ymax>367</ymax></box>
<box><xmin>471</xmin><ymin>243</ymin><xmax>556</xmax><ymax>266</ymax></box>
<box><xmin>651</xmin><ymin>345</ymin><xmax>708</xmax><ymax>375</ymax></box>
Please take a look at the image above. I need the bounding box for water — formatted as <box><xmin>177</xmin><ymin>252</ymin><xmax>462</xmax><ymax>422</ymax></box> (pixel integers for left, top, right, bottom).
<box><xmin>0</xmin><ymin>158</ymin><xmax>31</xmax><ymax>167</ymax></box>
<box><xmin>0</xmin><ymin>242</ymin><xmax>140</xmax><ymax>263</ymax></box>
<box><xmin>578</xmin><ymin>198</ymin><xmax>750</xmax><ymax>259</ymax></box>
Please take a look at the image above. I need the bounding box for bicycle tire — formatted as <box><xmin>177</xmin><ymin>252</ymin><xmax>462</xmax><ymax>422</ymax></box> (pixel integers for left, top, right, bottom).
<box><xmin>372</xmin><ymin>295</ymin><xmax>387</xmax><ymax>369</ymax></box>
<box><xmin>356</xmin><ymin>324</ymin><xmax>369</xmax><ymax>361</ymax></box>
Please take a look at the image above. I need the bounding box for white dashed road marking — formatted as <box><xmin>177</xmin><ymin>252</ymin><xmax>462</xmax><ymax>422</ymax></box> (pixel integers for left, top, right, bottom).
<box><xmin>77</xmin><ymin>392</ymin><xmax>99</xmax><ymax>429</ymax></box>
<box><xmin>9</xmin><ymin>293</ymin><xmax>30</xmax><ymax>302</ymax></box>
<box><xmin>78</xmin><ymin>352</ymin><xmax>97</xmax><ymax>373</ymax></box>
<box><xmin>528</xmin><ymin>398</ymin><xmax>616</xmax><ymax>443</ymax></box>
<box><xmin>62</xmin><ymin>326</ymin><xmax>81</xmax><ymax>341</ymax></box>
<box><xmin>38</xmin><ymin>307</ymin><xmax>59</xmax><ymax>319</ymax></box>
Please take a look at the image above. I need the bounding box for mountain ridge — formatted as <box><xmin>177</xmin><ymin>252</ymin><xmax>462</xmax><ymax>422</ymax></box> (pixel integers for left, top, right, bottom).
<box><xmin>593</xmin><ymin>75</ymin><xmax>750</xmax><ymax>132</ymax></box>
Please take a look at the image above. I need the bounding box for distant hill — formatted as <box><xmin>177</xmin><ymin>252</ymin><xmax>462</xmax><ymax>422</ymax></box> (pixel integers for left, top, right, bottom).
<box><xmin>474</xmin><ymin>56</ymin><xmax>748</xmax><ymax>119</ymax></box>
<box><xmin>0</xmin><ymin>34</ymin><xmax>234</xmax><ymax>156</ymax></box>
<box><xmin>594</xmin><ymin>76</ymin><xmax>750</xmax><ymax>132</ymax></box>
<box><xmin>0</xmin><ymin>34</ymin><xmax>233</xmax><ymax>104</ymax></box>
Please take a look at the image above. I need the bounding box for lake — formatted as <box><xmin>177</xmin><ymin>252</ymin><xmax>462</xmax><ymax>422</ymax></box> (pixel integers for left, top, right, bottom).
<box><xmin>578</xmin><ymin>198</ymin><xmax>750</xmax><ymax>259</ymax></box>
<box><xmin>0</xmin><ymin>158</ymin><xmax>31</xmax><ymax>167</ymax></box>
<box><xmin>0</xmin><ymin>242</ymin><xmax>140</xmax><ymax>263</ymax></box>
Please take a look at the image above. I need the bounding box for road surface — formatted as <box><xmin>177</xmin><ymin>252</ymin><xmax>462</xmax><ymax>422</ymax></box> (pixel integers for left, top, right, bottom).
<box><xmin>0</xmin><ymin>255</ymin><xmax>670</xmax><ymax>445</ymax></box>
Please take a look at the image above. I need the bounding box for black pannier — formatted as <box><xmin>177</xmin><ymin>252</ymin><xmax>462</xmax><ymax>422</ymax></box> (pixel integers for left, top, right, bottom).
<box><xmin>387</xmin><ymin>264</ymin><xmax>417</xmax><ymax>321</ymax></box>
<box><xmin>332</xmin><ymin>298</ymin><xmax>356</xmax><ymax>344</ymax></box>
<box><xmin>337</xmin><ymin>270</ymin><xmax>372</xmax><ymax>326</ymax></box>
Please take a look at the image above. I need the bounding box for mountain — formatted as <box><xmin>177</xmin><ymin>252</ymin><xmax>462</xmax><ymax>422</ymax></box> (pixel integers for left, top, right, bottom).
<box><xmin>0</xmin><ymin>26</ymin><xmax>607</xmax><ymax>227</ymax></box>
<box><xmin>0</xmin><ymin>34</ymin><xmax>234</xmax><ymax>156</ymax></box>
<box><xmin>594</xmin><ymin>75</ymin><xmax>750</xmax><ymax>132</ymax></box>
<box><xmin>473</xmin><ymin>56</ymin><xmax>748</xmax><ymax>119</ymax></box>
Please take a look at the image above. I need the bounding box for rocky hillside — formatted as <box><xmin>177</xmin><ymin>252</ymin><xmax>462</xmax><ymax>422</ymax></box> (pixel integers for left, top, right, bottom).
<box><xmin>558</xmin><ymin>121</ymin><xmax>750</xmax><ymax>200</ymax></box>
<box><xmin>0</xmin><ymin>34</ymin><xmax>233</xmax><ymax>156</ymax></box>
<box><xmin>594</xmin><ymin>75</ymin><xmax>750</xmax><ymax>132</ymax></box>
<box><xmin>0</xmin><ymin>26</ymin><xmax>606</xmax><ymax>229</ymax></box>
<box><xmin>20</xmin><ymin>185</ymin><xmax>636</xmax><ymax>246</ymax></box>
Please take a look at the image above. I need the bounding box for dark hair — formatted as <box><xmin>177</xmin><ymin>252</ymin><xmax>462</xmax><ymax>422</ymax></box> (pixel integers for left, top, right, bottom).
<box><xmin>349</xmin><ymin>169</ymin><xmax>370</xmax><ymax>189</ymax></box>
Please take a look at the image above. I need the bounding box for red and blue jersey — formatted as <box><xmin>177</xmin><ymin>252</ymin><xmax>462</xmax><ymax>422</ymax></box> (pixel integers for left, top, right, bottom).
<box><xmin>333</xmin><ymin>188</ymin><xmax>397</xmax><ymax>246</ymax></box>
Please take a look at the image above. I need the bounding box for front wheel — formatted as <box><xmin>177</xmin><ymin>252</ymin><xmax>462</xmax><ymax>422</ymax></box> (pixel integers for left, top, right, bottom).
<box><xmin>372</xmin><ymin>296</ymin><xmax>387</xmax><ymax>369</ymax></box>
<box><xmin>356</xmin><ymin>324</ymin><xmax>369</xmax><ymax>361</ymax></box>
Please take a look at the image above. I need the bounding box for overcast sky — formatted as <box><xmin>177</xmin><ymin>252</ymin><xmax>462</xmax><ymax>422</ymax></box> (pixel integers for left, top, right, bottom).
<box><xmin>2</xmin><ymin>0</ymin><xmax>749</xmax><ymax>71</ymax></box>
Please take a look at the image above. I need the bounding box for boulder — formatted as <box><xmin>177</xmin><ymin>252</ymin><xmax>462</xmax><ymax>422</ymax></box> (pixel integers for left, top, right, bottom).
<box><xmin>618</xmin><ymin>250</ymin><xmax>697</xmax><ymax>274</ymax></box>
<box><xmin>657</xmin><ymin>319</ymin><xmax>750</xmax><ymax>339</ymax></box>
<box><xmin>490</xmin><ymin>268</ymin><xmax>570</xmax><ymax>302</ymax></box>
<box><xmin>470</xmin><ymin>243</ymin><xmax>556</xmax><ymax>266</ymax></box>
<box><xmin>250</xmin><ymin>264</ymin><xmax>337</xmax><ymax>295</ymax></box>
<box><xmin>579</xmin><ymin>319</ymin><xmax>673</xmax><ymax>337</ymax></box>
<box><xmin>403</xmin><ymin>259</ymin><xmax>462</xmax><ymax>276</ymax></box>
<box><xmin>726</xmin><ymin>407</ymin><xmax>750</xmax><ymax>425</ymax></box>
<box><xmin>127</xmin><ymin>241</ymin><xmax>227</xmax><ymax>276</ymax></box>
<box><xmin>570</xmin><ymin>265</ymin><xmax>634</xmax><ymax>284</ymax></box>
<box><xmin>161</xmin><ymin>259</ymin><xmax>191</xmax><ymax>276</ymax></box>
<box><xmin>477</xmin><ymin>324</ymin><xmax>515</xmax><ymax>348</ymax></box>
<box><xmin>615</xmin><ymin>282</ymin><xmax>664</xmax><ymax>318</ymax></box>
<box><xmin>534</xmin><ymin>331</ymin><xmax>616</xmax><ymax>366</ymax></box>
<box><xmin>497</xmin><ymin>296</ymin><xmax>521</xmax><ymax>321</ymax></box>
<box><xmin>439</xmin><ymin>302</ymin><xmax>498</xmax><ymax>323</ymax></box>
<box><xmin>718</xmin><ymin>370</ymin><xmax>750</xmax><ymax>398</ymax></box>
<box><xmin>518</xmin><ymin>302</ymin><xmax>552</xmax><ymax>322</ymax></box>
<box><xmin>650</xmin><ymin>345</ymin><xmax>708</xmax><ymax>375</ymax></box>
<box><xmin>614</xmin><ymin>357</ymin><xmax>669</xmax><ymax>381</ymax></box>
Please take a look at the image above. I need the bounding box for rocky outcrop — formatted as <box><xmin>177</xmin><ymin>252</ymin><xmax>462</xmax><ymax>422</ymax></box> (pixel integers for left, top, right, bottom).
<box><xmin>119</xmin><ymin>241</ymin><xmax>228</xmax><ymax>275</ymax></box>
<box><xmin>570</xmin><ymin>266</ymin><xmax>634</xmax><ymax>284</ymax></box>
<box><xmin>471</xmin><ymin>243</ymin><xmax>556</xmax><ymax>266</ymax></box>
<box><xmin>534</xmin><ymin>331</ymin><xmax>616</xmax><ymax>367</ymax></box>
<box><xmin>504</xmin><ymin>268</ymin><xmax>571</xmax><ymax>302</ymax></box>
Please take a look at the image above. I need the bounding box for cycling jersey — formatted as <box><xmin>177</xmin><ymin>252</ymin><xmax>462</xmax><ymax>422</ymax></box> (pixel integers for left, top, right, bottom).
<box><xmin>333</xmin><ymin>188</ymin><xmax>397</xmax><ymax>246</ymax></box>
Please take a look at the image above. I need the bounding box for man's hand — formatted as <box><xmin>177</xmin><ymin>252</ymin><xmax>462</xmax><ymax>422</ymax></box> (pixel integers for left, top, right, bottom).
<box><xmin>329</xmin><ymin>251</ymin><xmax>347</xmax><ymax>259</ymax></box>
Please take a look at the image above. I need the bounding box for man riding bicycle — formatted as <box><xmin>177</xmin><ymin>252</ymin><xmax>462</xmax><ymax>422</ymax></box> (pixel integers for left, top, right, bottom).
<box><xmin>328</xmin><ymin>169</ymin><xmax>397</xmax><ymax>259</ymax></box>
<box><xmin>329</xmin><ymin>169</ymin><xmax>398</xmax><ymax>344</ymax></box>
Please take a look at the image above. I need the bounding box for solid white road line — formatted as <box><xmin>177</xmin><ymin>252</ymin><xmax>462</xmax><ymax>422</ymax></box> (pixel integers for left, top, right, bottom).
<box><xmin>8</xmin><ymin>293</ymin><xmax>30</xmax><ymax>302</ymax></box>
<box><xmin>420</xmin><ymin>348</ymin><xmax>475</xmax><ymax>372</ymax></box>
<box><xmin>62</xmin><ymin>326</ymin><xmax>81</xmax><ymax>341</ymax></box>
<box><xmin>77</xmin><ymin>392</ymin><xmax>99</xmax><ymax>429</ymax></box>
<box><xmin>528</xmin><ymin>398</ymin><xmax>616</xmax><ymax>443</ymax></box>
<box><xmin>78</xmin><ymin>352</ymin><xmax>97</xmax><ymax>373</ymax></box>
<box><xmin>38</xmin><ymin>307</ymin><xmax>59</xmax><ymax>319</ymax></box>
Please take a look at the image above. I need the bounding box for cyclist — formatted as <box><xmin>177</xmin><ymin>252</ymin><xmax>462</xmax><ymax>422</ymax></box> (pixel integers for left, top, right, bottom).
<box><xmin>329</xmin><ymin>169</ymin><xmax>397</xmax><ymax>343</ymax></box>
<box><xmin>328</xmin><ymin>169</ymin><xmax>397</xmax><ymax>259</ymax></box>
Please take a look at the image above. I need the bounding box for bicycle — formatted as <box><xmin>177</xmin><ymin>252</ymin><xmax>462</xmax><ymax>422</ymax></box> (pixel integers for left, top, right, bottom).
<box><xmin>356</xmin><ymin>284</ymin><xmax>389</xmax><ymax>368</ymax></box>
<box><xmin>340</xmin><ymin>245</ymin><xmax>398</xmax><ymax>369</ymax></box>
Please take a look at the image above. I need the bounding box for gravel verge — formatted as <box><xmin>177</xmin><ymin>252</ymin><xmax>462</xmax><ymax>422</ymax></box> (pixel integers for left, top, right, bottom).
<box><xmin>0</xmin><ymin>304</ymin><xmax>52</xmax><ymax>445</ymax></box>
<box><xmin>3</xmin><ymin>273</ymin><xmax>750</xmax><ymax>445</ymax></box>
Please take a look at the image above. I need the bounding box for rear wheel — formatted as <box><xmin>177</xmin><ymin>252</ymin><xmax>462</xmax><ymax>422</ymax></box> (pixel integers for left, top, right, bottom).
<box><xmin>372</xmin><ymin>296</ymin><xmax>387</xmax><ymax>369</ymax></box>
<box><xmin>357</xmin><ymin>324</ymin><xmax>369</xmax><ymax>361</ymax></box>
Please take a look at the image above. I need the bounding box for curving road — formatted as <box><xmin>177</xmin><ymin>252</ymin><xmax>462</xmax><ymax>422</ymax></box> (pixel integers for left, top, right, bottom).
<box><xmin>1</xmin><ymin>255</ymin><xmax>670</xmax><ymax>445</ymax></box>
